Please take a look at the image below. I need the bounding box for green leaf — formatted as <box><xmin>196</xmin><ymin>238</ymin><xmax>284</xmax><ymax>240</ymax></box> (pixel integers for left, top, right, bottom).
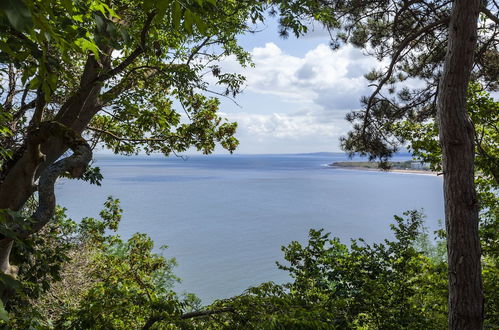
<box><xmin>28</xmin><ymin>76</ymin><xmax>40</xmax><ymax>89</ymax></box>
<box><xmin>74</xmin><ymin>37</ymin><xmax>100</xmax><ymax>59</ymax></box>
<box><xmin>193</xmin><ymin>13</ymin><xmax>207</xmax><ymax>35</ymax></box>
<box><xmin>0</xmin><ymin>273</ymin><xmax>20</xmax><ymax>291</ymax></box>
<box><xmin>72</xmin><ymin>14</ymin><xmax>84</xmax><ymax>22</ymax></box>
<box><xmin>60</xmin><ymin>0</ymin><xmax>73</xmax><ymax>14</ymax></box>
<box><xmin>94</xmin><ymin>13</ymin><xmax>106</xmax><ymax>32</ymax></box>
<box><xmin>47</xmin><ymin>72</ymin><xmax>58</xmax><ymax>91</ymax></box>
<box><xmin>172</xmin><ymin>1</ymin><xmax>181</xmax><ymax>30</ymax></box>
<box><xmin>183</xmin><ymin>9</ymin><xmax>193</xmax><ymax>34</ymax></box>
<box><xmin>0</xmin><ymin>300</ymin><xmax>8</xmax><ymax>322</ymax></box>
<box><xmin>0</xmin><ymin>0</ymin><xmax>33</xmax><ymax>32</ymax></box>
<box><xmin>142</xmin><ymin>0</ymin><xmax>155</xmax><ymax>11</ymax></box>
<box><xmin>156</xmin><ymin>0</ymin><xmax>170</xmax><ymax>14</ymax></box>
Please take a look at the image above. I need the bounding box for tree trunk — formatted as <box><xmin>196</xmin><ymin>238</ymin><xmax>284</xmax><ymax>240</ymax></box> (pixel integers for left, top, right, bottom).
<box><xmin>0</xmin><ymin>51</ymin><xmax>110</xmax><ymax>303</ymax></box>
<box><xmin>437</xmin><ymin>0</ymin><xmax>483</xmax><ymax>328</ymax></box>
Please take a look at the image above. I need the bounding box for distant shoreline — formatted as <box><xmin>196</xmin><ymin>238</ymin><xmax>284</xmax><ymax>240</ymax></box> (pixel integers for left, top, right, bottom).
<box><xmin>329</xmin><ymin>162</ymin><xmax>438</xmax><ymax>175</ymax></box>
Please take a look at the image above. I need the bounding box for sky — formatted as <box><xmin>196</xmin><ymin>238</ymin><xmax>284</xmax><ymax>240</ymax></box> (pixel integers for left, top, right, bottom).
<box><xmin>209</xmin><ymin>18</ymin><xmax>380</xmax><ymax>154</ymax></box>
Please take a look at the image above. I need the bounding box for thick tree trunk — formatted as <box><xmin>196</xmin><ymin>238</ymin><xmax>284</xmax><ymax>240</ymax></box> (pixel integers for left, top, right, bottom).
<box><xmin>0</xmin><ymin>122</ymin><xmax>92</xmax><ymax>302</ymax></box>
<box><xmin>437</xmin><ymin>0</ymin><xmax>483</xmax><ymax>328</ymax></box>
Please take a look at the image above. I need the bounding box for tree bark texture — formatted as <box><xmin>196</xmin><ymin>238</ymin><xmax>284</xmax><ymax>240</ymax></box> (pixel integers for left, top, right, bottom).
<box><xmin>0</xmin><ymin>122</ymin><xmax>91</xmax><ymax>302</ymax></box>
<box><xmin>437</xmin><ymin>0</ymin><xmax>483</xmax><ymax>328</ymax></box>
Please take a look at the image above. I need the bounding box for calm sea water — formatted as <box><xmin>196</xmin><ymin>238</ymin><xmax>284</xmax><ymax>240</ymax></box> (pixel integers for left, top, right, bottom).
<box><xmin>56</xmin><ymin>153</ymin><xmax>444</xmax><ymax>304</ymax></box>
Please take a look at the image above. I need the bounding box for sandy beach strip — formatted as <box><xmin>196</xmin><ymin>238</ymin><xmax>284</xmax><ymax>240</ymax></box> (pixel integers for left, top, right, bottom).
<box><xmin>328</xmin><ymin>165</ymin><xmax>439</xmax><ymax>176</ymax></box>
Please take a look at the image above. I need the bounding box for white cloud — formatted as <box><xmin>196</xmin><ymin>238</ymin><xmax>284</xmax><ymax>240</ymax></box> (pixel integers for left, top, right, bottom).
<box><xmin>220</xmin><ymin>107</ymin><xmax>351</xmax><ymax>153</ymax></box>
<box><xmin>210</xmin><ymin>42</ymin><xmax>383</xmax><ymax>153</ymax></box>
<box><xmin>226</xmin><ymin>110</ymin><xmax>343</xmax><ymax>138</ymax></box>
<box><xmin>220</xmin><ymin>42</ymin><xmax>379</xmax><ymax>111</ymax></box>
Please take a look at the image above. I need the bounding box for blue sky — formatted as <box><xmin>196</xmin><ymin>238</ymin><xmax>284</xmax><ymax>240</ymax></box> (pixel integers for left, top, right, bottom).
<box><xmin>209</xmin><ymin>17</ymin><xmax>380</xmax><ymax>154</ymax></box>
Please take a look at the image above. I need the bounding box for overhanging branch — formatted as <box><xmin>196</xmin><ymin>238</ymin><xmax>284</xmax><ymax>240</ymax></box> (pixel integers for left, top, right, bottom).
<box><xmin>141</xmin><ymin>308</ymin><xmax>234</xmax><ymax>330</ymax></box>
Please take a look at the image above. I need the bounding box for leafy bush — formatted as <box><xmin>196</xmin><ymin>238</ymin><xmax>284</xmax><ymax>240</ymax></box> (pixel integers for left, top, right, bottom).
<box><xmin>3</xmin><ymin>204</ymin><xmax>497</xmax><ymax>329</ymax></box>
<box><xmin>205</xmin><ymin>211</ymin><xmax>448</xmax><ymax>329</ymax></box>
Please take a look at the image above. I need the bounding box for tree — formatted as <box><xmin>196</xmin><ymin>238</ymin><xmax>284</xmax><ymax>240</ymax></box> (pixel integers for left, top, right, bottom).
<box><xmin>0</xmin><ymin>0</ymin><xmax>339</xmax><ymax>311</ymax></box>
<box><xmin>435</xmin><ymin>2</ymin><xmax>483</xmax><ymax>326</ymax></box>
<box><xmin>4</xmin><ymin>198</ymin><xmax>204</xmax><ymax>328</ymax></box>
<box><xmin>395</xmin><ymin>82</ymin><xmax>499</xmax><ymax>328</ymax></box>
<box><xmin>273</xmin><ymin>1</ymin><xmax>497</xmax><ymax>327</ymax></box>
<box><xmin>7</xmin><ymin>207</ymin><xmax>449</xmax><ymax>328</ymax></box>
<box><xmin>0</xmin><ymin>0</ymin><xmax>265</xmax><ymax>300</ymax></box>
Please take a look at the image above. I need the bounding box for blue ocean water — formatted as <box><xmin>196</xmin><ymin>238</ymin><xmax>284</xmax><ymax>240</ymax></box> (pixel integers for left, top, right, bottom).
<box><xmin>56</xmin><ymin>153</ymin><xmax>444</xmax><ymax>304</ymax></box>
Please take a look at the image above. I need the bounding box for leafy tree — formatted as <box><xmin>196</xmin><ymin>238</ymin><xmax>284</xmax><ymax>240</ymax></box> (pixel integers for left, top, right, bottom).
<box><xmin>2</xmin><ymin>199</ymin><xmax>494</xmax><ymax>328</ymax></box>
<box><xmin>0</xmin><ymin>0</ymin><xmax>271</xmax><ymax>302</ymax></box>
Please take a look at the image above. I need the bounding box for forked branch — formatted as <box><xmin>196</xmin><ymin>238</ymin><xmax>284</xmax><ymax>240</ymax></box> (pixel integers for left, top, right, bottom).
<box><xmin>22</xmin><ymin>122</ymin><xmax>92</xmax><ymax>237</ymax></box>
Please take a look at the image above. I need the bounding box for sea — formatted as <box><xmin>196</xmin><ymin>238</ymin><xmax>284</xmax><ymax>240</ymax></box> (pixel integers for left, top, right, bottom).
<box><xmin>56</xmin><ymin>152</ymin><xmax>445</xmax><ymax>304</ymax></box>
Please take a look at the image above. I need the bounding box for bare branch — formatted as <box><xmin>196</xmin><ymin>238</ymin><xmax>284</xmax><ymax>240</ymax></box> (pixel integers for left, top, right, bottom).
<box><xmin>2</xmin><ymin>64</ymin><xmax>16</xmax><ymax>111</ymax></box>
<box><xmin>186</xmin><ymin>36</ymin><xmax>212</xmax><ymax>66</ymax></box>
<box><xmin>29</xmin><ymin>88</ymin><xmax>46</xmax><ymax>126</ymax></box>
<box><xmin>142</xmin><ymin>308</ymin><xmax>233</xmax><ymax>330</ymax></box>
<box><xmin>13</xmin><ymin>99</ymin><xmax>36</xmax><ymax>120</ymax></box>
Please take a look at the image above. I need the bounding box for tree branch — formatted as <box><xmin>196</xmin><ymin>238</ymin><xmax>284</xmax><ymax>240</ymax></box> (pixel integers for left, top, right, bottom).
<box><xmin>94</xmin><ymin>12</ymin><xmax>156</xmax><ymax>83</ymax></box>
<box><xmin>21</xmin><ymin>122</ymin><xmax>91</xmax><ymax>237</ymax></box>
<box><xmin>481</xmin><ymin>6</ymin><xmax>499</xmax><ymax>25</ymax></box>
<box><xmin>180</xmin><ymin>307</ymin><xmax>234</xmax><ymax>319</ymax></box>
<box><xmin>361</xmin><ymin>17</ymin><xmax>449</xmax><ymax>137</ymax></box>
<box><xmin>12</xmin><ymin>99</ymin><xmax>36</xmax><ymax>121</ymax></box>
<box><xmin>2</xmin><ymin>64</ymin><xmax>16</xmax><ymax>111</ymax></box>
<box><xmin>142</xmin><ymin>308</ymin><xmax>234</xmax><ymax>330</ymax></box>
<box><xmin>28</xmin><ymin>88</ymin><xmax>45</xmax><ymax>126</ymax></box>
<box><xmin>87</xmin><ymin>126</ymin><xmax>175</xmax><ymax>143</ymax></box>
<box><xmin>186</xmin><ymin>36</ymin><xmax>212</xmax><ymax>66</ymax></box>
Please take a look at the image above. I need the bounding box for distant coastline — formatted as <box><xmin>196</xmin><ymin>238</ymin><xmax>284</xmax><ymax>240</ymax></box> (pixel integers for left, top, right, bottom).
<box><xmin>329</xmin><ymin>161</ymin><xmax>438</xmax><ymax>175</ymax></box>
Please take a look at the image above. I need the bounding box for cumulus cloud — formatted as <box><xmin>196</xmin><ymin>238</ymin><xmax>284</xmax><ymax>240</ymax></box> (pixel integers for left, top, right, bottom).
<box><xmin>221</xmin><ymin>42</ymin><xmax>379</xmax><ymax>111</ymax></box>
<box><xmin>225</xmin><ymin>109</ymin><xmax>344</xmax><ymax>139</ymax></box>
<box><xmin>212</xmin><ymin>42</ymin><xmax>382</xmax><ymax>153</ymax></box>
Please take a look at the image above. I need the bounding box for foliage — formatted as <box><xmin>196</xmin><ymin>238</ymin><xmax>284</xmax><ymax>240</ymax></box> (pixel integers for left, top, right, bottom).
<box><xmin>204</xmin><ymin>211</ymin><xmax>448</xmax><ymax>329</ymax></box>
<box><xmin>0</xmin><ymin>0</ymin><xmax>497</xmax><ymax>328</ymax></box>
<box><xmin>0</xmin><ymin>0</ymin><xmax>337</xmax><ymax>164</ymax></box>
<box><xmin>392</xmin><ymin>83</ymin><xmax>499</xmax><ymax>326</ymax></box>
<box><xmin>0</xmin><ymin>0</ymin><xmax>262</xmax><ymax>163</ymax></box>
<box><xmin>3</xmin><ymin>201</ymin><xmax>498</xmax><ymax>328</ymax></box>
<box><xmin>60</xmin><ymin>234</ymin><xmax>184</xmax><ymax>329</ymax></box>
<box><xmin>4</xmin><ymin>197</ymin><xmax>199</xmax><ymax>329</ymax></box>
<box><xmin>393</xmin><ymin>82</ymin><xmax>498</xmax><ymax>239</ymax></box>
